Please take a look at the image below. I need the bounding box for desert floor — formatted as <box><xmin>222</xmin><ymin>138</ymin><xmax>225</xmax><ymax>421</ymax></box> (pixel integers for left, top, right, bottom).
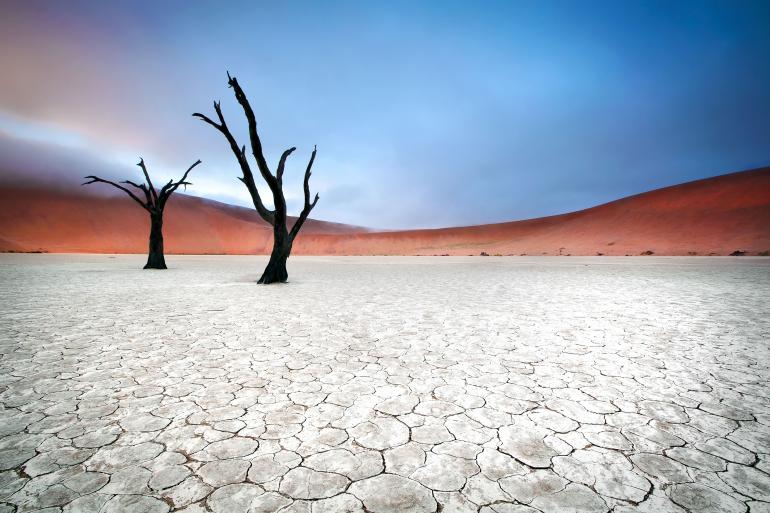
<box><xmin>1</xmin><ymin>254</ymin><xmax>769</xmax><ymax>513</ymax></box>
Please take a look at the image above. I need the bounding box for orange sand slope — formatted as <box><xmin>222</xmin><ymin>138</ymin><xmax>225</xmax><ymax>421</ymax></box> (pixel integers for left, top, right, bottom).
<box><xmin>0</xmin><ymin>191</ymin><xmax>366</xmax><ymax>254</ymax></box>
<box><xmin>1</xmin><ymin>167</ymin><xmax>768</xmax><ymax>255</ymax></box>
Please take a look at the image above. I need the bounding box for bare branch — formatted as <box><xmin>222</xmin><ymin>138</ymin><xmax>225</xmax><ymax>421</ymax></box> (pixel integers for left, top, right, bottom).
<box><xmin>176</xmin><ymin>159</ymin><xmax>201</xmax><ymax>189</ymax></box>
<box><xmin>192</xmin><ymin>101</ymin><xmax>225</xmax><ymax>131</ymax></box>
<box><xmin>303</xmin><ymin>145</ymin><xmax>317</xmax><ymax>205</ymax></box>
<box><xmin>276</xmin><ymin>147</ymin><xmax>296</xmax><ymax>186</ymax></box>
<box><xmin>137</xmin><ymin>159</ymin><xmax>158</xmax><ymax>206</ymax></box>
<box><xmin>290</xmin><ymin>145</ymin><xmax>320</xmax><ymax>240</ymax></box>
<box><xmin>213</xmin><ymin>101</ymin><xmax>228</xmax><ymax>127</ymax></box>
<box><xmin>226</xmin><ymin>74</ymin><xmax>281</xmax><ymax>198</ymax></box>
<box><xmin>122</xmin><ymin>180</ymin><xmax>144</xmax><ymax>189</ymax></box>
<box><xmin>158</xmin><ymin>159</ymin><xmax>203</xmax><ymax>209</ymax></box>
<box><xmin>194</xmin><ymin>96</ymin><xmax>275</xmax><ymax>225</ymax></box>
<box><xmin>121</xmin><ymin>180</ymin><xmax>152</xmax><ymax>205</ymax></box>
<box><xmin>83</xmin><ymin>176</ymin><xmax>151</xmax><ymax>211</ymax></box>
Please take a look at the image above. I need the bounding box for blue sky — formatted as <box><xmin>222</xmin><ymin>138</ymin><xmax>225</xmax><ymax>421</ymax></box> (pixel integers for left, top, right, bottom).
<box><xmin>1</xmin><ymin>0</ymin><xmax>768</xmax><ymax>228</ymax></box>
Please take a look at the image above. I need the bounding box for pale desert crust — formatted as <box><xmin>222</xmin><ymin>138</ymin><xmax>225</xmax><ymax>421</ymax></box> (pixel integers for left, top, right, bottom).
<box><xmin>0</xmin><ymin>255</ymin><xmax>768</xmax><ymax>512</ymax></box>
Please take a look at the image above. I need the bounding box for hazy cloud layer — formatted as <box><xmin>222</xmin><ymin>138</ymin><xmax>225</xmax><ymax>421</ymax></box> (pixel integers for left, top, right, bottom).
<box><xmin>1</xmin><ymin>0</ymin><xmax>769</xmax><ymax>229</ymax></box>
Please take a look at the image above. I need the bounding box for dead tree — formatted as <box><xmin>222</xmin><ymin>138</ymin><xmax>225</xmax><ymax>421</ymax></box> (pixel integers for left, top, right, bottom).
<box><xmin>194</xmin><ymin>73</ymin><xmax>319</xmax><ymax>284</ymax></box>
<box><xmin>83</xmin><ymin>159</ymin><xmax>201</xmax><ymax>269</ymax></box>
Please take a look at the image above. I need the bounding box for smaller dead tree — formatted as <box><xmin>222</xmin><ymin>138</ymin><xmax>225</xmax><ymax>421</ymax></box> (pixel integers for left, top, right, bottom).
<box><xmin>83</xmin><ymin>159</ymin><xmax>201</xmax><ymax>269</ymax></box>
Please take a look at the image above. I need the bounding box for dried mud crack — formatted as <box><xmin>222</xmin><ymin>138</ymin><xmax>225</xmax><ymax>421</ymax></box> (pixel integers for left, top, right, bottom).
<box><xmin>0</xmin><ymin>254</ymin><xmax>768</xmax><ymax>513</ymax></box>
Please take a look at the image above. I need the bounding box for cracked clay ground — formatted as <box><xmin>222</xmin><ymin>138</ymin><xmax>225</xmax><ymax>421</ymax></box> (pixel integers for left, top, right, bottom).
<box><xmin>1</xmin><ymin>255</ymin><xmax>769</xmax><ymax>513</ymax></box>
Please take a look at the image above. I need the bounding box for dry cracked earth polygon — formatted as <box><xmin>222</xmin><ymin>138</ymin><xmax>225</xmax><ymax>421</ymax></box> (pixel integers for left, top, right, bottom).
<box><xmin>0</xmin><ymin>255</ymin><xmax>768</xmax><ymax>513</ymax></box>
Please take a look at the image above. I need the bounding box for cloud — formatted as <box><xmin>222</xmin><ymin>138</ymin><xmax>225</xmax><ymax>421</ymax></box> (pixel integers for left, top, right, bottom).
<box><xmin>0</xmin><ymin>129</ymin><xmax>213</xmax><ymax>203</ymax></box>
<box><xmin>0</xmin><ymin>129</ymin><xmax>130</xmax><ymax>192</ymax></box>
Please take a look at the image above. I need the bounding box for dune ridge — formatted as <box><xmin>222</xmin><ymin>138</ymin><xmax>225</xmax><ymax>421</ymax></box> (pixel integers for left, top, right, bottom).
<box><xmin>1</xmin><ymin>167</ymin><xmax>768</xmax><ymax>256</ymax></box>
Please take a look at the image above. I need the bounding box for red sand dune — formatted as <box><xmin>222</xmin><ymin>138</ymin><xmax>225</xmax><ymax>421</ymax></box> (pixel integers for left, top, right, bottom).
<box><xmin>1</xmin><ymin>167</ymin><xmax>769</xmax><ymax>256</ymax></box>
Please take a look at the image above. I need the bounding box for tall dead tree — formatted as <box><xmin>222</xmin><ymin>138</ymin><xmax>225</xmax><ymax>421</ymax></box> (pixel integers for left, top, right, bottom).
<box><xmin>194</xmin><ymin>73</ymin><xmax>319</xmax><ymax>284</ymax></box>
<box><xmin>83</xmin><ymin>159</ymin><xmax>201</xmax><ymax>269</ymax></box>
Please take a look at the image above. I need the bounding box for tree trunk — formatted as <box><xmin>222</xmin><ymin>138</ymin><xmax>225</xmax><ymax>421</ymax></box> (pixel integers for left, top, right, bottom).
<box><xmin>259</xmin><ymin>231</ymin><xmax>291</xmax><ymax>284</ymax></box>
<box><xmin>144</xmin><ymin>213</ymin><xmax>167</xmax><ymax>270</ymax></box>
